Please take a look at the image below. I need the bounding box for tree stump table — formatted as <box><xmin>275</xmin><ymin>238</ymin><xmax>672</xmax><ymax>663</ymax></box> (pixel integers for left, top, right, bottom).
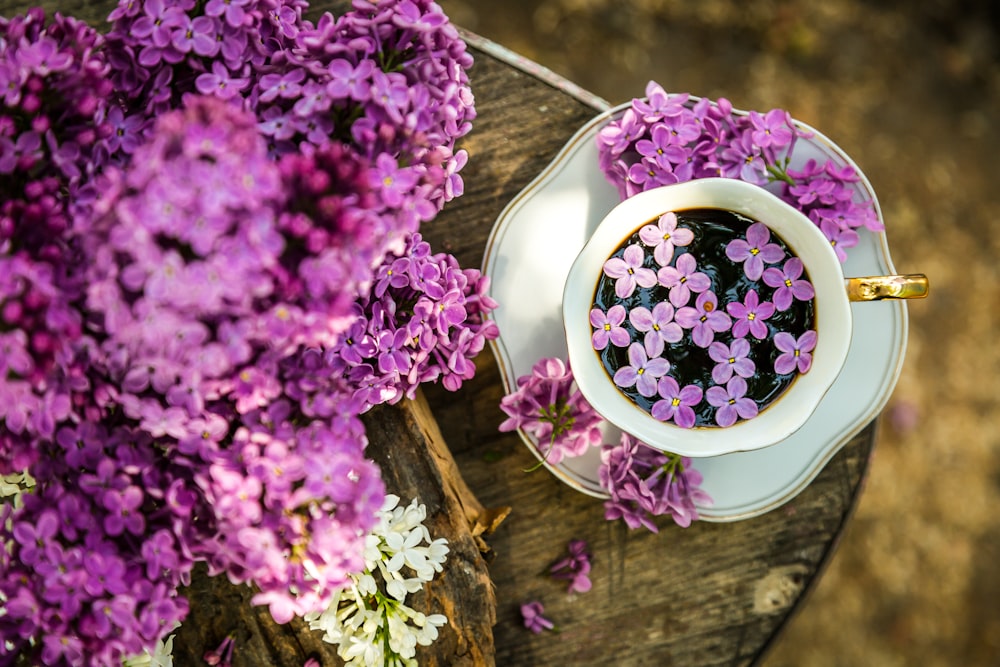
<box><xmin>0</xmin><ymin>1</ymin><xmax>879</xmax><ymax>665</ymax></box>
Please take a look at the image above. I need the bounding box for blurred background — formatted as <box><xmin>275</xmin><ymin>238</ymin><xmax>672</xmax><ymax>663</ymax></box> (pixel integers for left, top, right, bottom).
<box><xmin>438</xmin><ymin>0</ymin><xmax>1000</xmax><ymax>665</ymax></box>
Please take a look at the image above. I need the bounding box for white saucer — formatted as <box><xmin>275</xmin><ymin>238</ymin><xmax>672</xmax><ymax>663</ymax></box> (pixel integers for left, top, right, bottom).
<box><xmin>481</xmin><ymin>101</ymin><xmax>908</xmax><ymax>522</ymax></box>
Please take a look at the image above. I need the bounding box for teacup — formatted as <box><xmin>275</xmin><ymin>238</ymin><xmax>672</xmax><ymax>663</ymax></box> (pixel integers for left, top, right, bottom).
<box><xmin>563</xmin><ymin>178</ymin><xmax>927</xmax><ymax>457</ymax></box>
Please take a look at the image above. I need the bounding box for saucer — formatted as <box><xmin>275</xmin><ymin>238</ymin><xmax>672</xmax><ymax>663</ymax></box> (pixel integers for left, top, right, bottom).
<box><xmin>481</xmin><ymin>100</ymin><xmax>908</xmax><ymax>522</ymax></box>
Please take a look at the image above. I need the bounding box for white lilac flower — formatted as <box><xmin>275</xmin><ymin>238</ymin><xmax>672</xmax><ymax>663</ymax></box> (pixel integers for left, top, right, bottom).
<box><xmin>304</xmin><ymin>495</ymin><xmax>449</xmax><ymax>666</ymax></box>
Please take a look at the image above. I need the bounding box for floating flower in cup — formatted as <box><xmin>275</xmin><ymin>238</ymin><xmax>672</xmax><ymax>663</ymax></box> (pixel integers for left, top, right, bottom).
<box><xmin>774</xmin><ymin>330</ymin><xmax>817</xmax><ymax>374</ymax></box>
<box><xmin>590</xmin><ymin>304</ymin><xmax>630</xmax><ymax>350</ymax></box>
<box><xmin>651</xmin><ymin>377</ymin><xmax>703</xmax><ymax>429</ymax></box>
<box><xmin>706</xmin><ymin>376</ymin><xmax>759</xmax><ymax>427</ymax></box>
<box><xmin>638</xmin><ymin>211</ymin><xmax>694</xmax><ymax>266</ymax></box>
<box><xmin>656</xmin><ymin>252</ymin><xmax>711</xmax><ymax>307</ymax></box>
<box><xmin>675</xmin><ymin>290</ymin><xmax>733</xmax><ymax>348</ymax></box>
<box><xmin>763</xmin><ymin>257</ymin><xmax>816</xmax><ymax>311</ymax></box>
<box><xmin>726</xmin><ymin>289</ymin><xmax>775</xmax><ymax>340</ymax></box>
<box><xmin>613</xmin><ymin>342</ymin><xmax>670</xmax><ymax>398</ymax></box>
<box><xmin>602</xmin><ymin>244</ymin><xmax>657</xmax><ymax>298</ymax></box>
<box><xmin>628</xmin><ymin>302</ymin><xmax>682</xmax><ymax>357</ymax></box>
<box><xmin>725</xmin><ymin>222</ymin><xmax>785</xmax><ymax>281</ymax></box>
<box><xmin>708</xmin><ymin>338</ymin><xmax>756</xmax><ymax>384</ymax></box>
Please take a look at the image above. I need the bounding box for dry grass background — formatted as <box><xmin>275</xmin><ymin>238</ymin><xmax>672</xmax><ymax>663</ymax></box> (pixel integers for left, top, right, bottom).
<box><xmin>437</xmin><ymin>1</ymin><xmax>1000</xmax><ymax>665</ymax></box>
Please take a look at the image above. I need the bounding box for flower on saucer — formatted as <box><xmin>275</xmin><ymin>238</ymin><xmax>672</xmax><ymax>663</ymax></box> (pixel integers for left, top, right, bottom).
<box><xmin>498</xmin><ymin>358</ymin><xmax>603</xmax><ymax>465</ymax></box>
<box><xmin>598</xmin><ymin>433</ymin><xmax>712</xmax><ymax>531</ymax></box>
<box><xmin>656</xmin><ymin>252</ymin><xmax>710</xmax><ymax>308</ymax></box>
<box><xmin>762</xmin><ymin>257</ymin><xmax>815</xmax><ymax>311</ymax></box>
<box><xmin>638</xmin><ymin>212</ymin><xmax>694</xmax><ymax>266</ymax></box>
<box><xmin>651</xmin><ymin>377</ymin><xmax>703</xmax><ymax>429</ymax></box>
<box><xmin>628</xmin><ymin>302</ymin><xmax>682</xmax><ymax>357</ymax></box>
<box><xmin>708</xmin><ymin>338</ymin><xmax>755</xmax><ymax>384</ymax></box>
<box><xmin>726</xmin><ymin>290</ymin><xmax>775</xmax><ymax>340</ymax></box>
<box><xmin>706</xmin><ymin>376</ymin><xmax>759</xmax><ymax>427</ymax></box>
<box><xmin>613</xmin><ymin>343</ymin><xmax>670</xmax><ymax>398</ymax></box>
<box><xmin>675</xmin><ymin>291</ymin><xmax>732</xmax><ymax>348</ymax></box>
<box><xmin>773</xmin><ymin>330</ymin><xmax>817</xmax><ymax>374</ymax></box>
<box><xmin>590</xmin><ymin>305</ymin><xmax>630</xmax><ymax>350</ymax></box>
<box><xmin>603</xmin><ymin>244</ymin><xmax>657</xmax><ymax>298</ymax></box>
<box><xmin>725</xmin><ymin>222</ymin><xmax>785</xmax><ymax>281</ymax></box>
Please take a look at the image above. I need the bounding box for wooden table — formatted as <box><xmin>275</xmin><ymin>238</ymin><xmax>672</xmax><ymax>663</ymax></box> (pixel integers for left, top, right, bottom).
<box><xmin>2</xmin><ymin>2</ymin><xmax>877</xmax><ymax>665</ymax></box>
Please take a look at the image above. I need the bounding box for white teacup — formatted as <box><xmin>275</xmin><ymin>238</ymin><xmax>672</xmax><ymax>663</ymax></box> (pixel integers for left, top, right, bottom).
<box><xmin>563</xmin><ymin>178</ymin><xmax>926</xmax><ymax>457</ymax></box>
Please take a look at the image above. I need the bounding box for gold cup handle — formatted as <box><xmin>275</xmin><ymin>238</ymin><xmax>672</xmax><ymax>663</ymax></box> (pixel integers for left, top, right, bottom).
<box><xmin>845</xmin><ymin>274</ymin><xmax>929</xmax><ymax>302</ymax></box>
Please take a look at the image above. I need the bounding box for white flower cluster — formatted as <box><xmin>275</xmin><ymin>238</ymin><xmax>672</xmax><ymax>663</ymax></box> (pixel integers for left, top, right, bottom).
<box><xmin>305</xmin><ymin>494</ymin><xmax>450</xmax><ymax>667</ymax></box>
<box><xmin>0</xmin><ymin>471</ymin><xmax>34</xmax><ymax>507</ymax></box>
<box><xmin>121</xmin><ymin>633</ymin><xmax>176</xmax><ymax>667</ymax></box>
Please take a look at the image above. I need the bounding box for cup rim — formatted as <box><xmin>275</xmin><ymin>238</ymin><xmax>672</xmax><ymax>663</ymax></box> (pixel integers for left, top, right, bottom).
<box><xmin>562</xmin><ymin>178</ymin><xmax>853</xmax><ymax>457</ymax></box>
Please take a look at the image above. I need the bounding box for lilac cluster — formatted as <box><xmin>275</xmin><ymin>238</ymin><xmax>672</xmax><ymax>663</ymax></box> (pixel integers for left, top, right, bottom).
<box><xmin>592</xmin><ymin>214</ymin><xmax>817</xmax><ymax>428</ymax></box>
<box><xmin>549</xmin><ymin>539</ymin><xmax>592</xmax><ymax>595</ymax></box>
<box><xmin>0</xmin><ymin>97</ymin><xmax>385</xmax><ymax>665</ymax></box>
<box><xmin>596</xmin><ymin>80</ymin><xmax>883</xmax><ymax>262</ymax></box>
<box><xmin>0</xmin><ymin>11</ymin><xmax>113</xmax><ymax>451</ymax></box>
<box><xmin>497</xmin><ymin>358</ymin><xmax>711</xmax><ymax>532</ymax></box>
<box><xmin>105</xmin><ymin>0</ymin><xmax>474</xmax><ymax>273</ymax></box>
<box><xmin>498</xmin><ymin>357</ymin><xmax>604</xmax><ymax>465</ymax></box>
<box><xmin>599</xmin><ymin>433</ymin><xmax>712</xmax><ymax>531</ymax></box>
<box><xmin>326</xmin><ymin>232</ymin><xmax>499</xmax><ymax>411</ymax></box>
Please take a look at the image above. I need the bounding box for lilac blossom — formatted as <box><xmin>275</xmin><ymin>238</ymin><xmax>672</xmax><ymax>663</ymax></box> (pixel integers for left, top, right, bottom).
<box><xmin>613</xmin><ymin>343</ymin><xmax>671</xmax><ymax>398</ymax></box>
<box><xmin>708</xmin><ymin>338</ymin><xmax>756</xmax><ymax>384</ymax></box>
<box><xmin>774</xmin><ymin>330</ymin><xmax>817</xmax><ymax>374</ymax></box>
<box><xmin>726</xmin><ymin>290</ymin><xmax>775</xmax><ymax>340</ymax></box>
<box><xmin>599</xmin><ymin>433</ymin><xmax>712</xmax><ymax>530</ymax></box>
<box><xmin>603</xmin><ymin>244</ymin><xmax>657</xmax><ymax>298</ymax></box>
<box><xmin>498</xmin><ymin>357</ymin><xmax>603</xmax><ymax>465</ymax></box>
<box><xmin>706</xmin><ymin>377</ymin><xmax>759</xmax><ymax>427</ymax></box>
<box><xmin>650</xmin><ymin>377</ymin><xmax>703</xmax><ymax>428</ymax></box>
<box><xmin>629</xmin><ymin>302</ymin><xmax>682</xmax><ymax>357</ymax></box>
<box><xmin>595</xmin><ymin>85</ymin><xmax>881</xmax><ymax>264</ymax></box>
<box><xmin>762</xmin><ymin>257</ymin><xmax>815</xmax><ymax>311</ymax></box>
<box><xmin>549</xmin><ymin>539</ymin><xmax>592</xmax><ymax>595</ymax></box>
<box><xmin>675</xmin><ymin>291</ymin><xmax>732</xmax><ymax>348</ymax></box>
<box><xmin>656</xmin><ymin>251</ymin><xmax>711</xmax><ymax>307</ymax></box>
<box><xmin>725</xmin><ymin>222</ymin><xmax>785</xmax><ymax>281</ymax></box>
<box><xmin>520</xmin><ymin>601</ymin><xmax>555</xmax><ymax>634</ymax></box>
<box><xmin>590</xmin><ymin>304</ymin><xmax>631</xmax><ymax>350</ymax></box>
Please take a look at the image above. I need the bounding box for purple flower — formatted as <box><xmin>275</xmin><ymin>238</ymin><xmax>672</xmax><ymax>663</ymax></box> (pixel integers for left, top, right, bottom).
<box><xmin>748</xmin><ymin>109</ymin><xmax>794</xmax><ymax>149</ymax></box>
<box><xmin>613</xmin><ymin>343</ymin><xmax>670</xmax><ymax>398</ymax></box>
<box><xmin>603</xmin><ymin>244</ymin><xmax>657</xmax><ymax>299</ymax></box>
<box><xmin>498</xmin><ymin>357</ymin><xmax>603</xmax><ymax>465</ymax></box>
<box><xmin>590</xmin><ymin>304</ymin><xmax>630</xmax><ymax>350</ymax></box>
<box><xmin>195</xmin><ymin>62</ymin><xmax>250</xmax><ymax>99</ymax></box>
<box><xmin>370</xmin><ymin>153</ymin><xmax>419</xmax><ymax>208</ymax></box>
<box><xmin>599</xmin><ymin>433</ymin><xmax>712</xmax><ymax>530</ymax></box>
<box><xmin>726</xmin><ymin>290</ymin><xmax>775</xmax><ymax>340</ymax></box>
<box><xmin>520</xmin><ymin>601</ymin><xmax>555</xmax><ymax>634</ymax></box>
<box><xmin>205</xmin><ymin>0</ymin><xmax>250</xmax><ymax>28</ymax></box>
<box><xmin>706</xmin><ymin>377</ymin><xmax>759</xmax><ymax>427</ymax></box>
<box><xmin>762</xmin><ymin>258</ymin><xmax>815</xmax><ymax>311</ymax></box>
<box><xmin>651</xmin><ymin>377</ymin><xmax>703</xmax><ymax>428</ymax></box>
<box><xmin>675</xmin><ymin>291</ymin><xmax>732</xmax><ymax>348</ymax></box>
<box><xmin>549</xmin><ymin>539</ymin><xmax>592</xmax><ymax>595</ymax></box>
<box><xmin>708</xmin><ymin>338</ymin><xmax>756</xmax><ymax>384</ymax></box>
<box><xmin>656</xmin><ymin>252</ymin><xmax>711</xmax><ymax>308</ymax></box>
<box><xmin>719</xmin><ymin>130</ymin><xmax>767</xmax><ymax>184</ymax></box>
<box><xmin>774</xmin><ymin>330</ymin><xmax>817</xmax><ymax>374</ymax></box>
<box><xmin>725</xmin><ymin>222</ymin><xmax>785</xmax><ymax>281</ymax></box>
<box><xmin>629</xmin><ymin>302</ymin><xmax>682</xmax><ymax>357</ymax></box>
<box><xmin>818</xmin><ymin>217</ymin><xmax>860</xmax><ymax>263</ymax></box>
<box><xmin>638</xmin><ymin>211</ymin><xmax>694</xmax><ymax>266</ymax></box>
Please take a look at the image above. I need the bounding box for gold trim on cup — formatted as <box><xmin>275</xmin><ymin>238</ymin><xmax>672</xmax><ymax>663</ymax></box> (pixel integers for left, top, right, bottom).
<box><xmin>845</xmin><ymin>274</ymin><xmax>929</xmax><ymax>302</ymax></box>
